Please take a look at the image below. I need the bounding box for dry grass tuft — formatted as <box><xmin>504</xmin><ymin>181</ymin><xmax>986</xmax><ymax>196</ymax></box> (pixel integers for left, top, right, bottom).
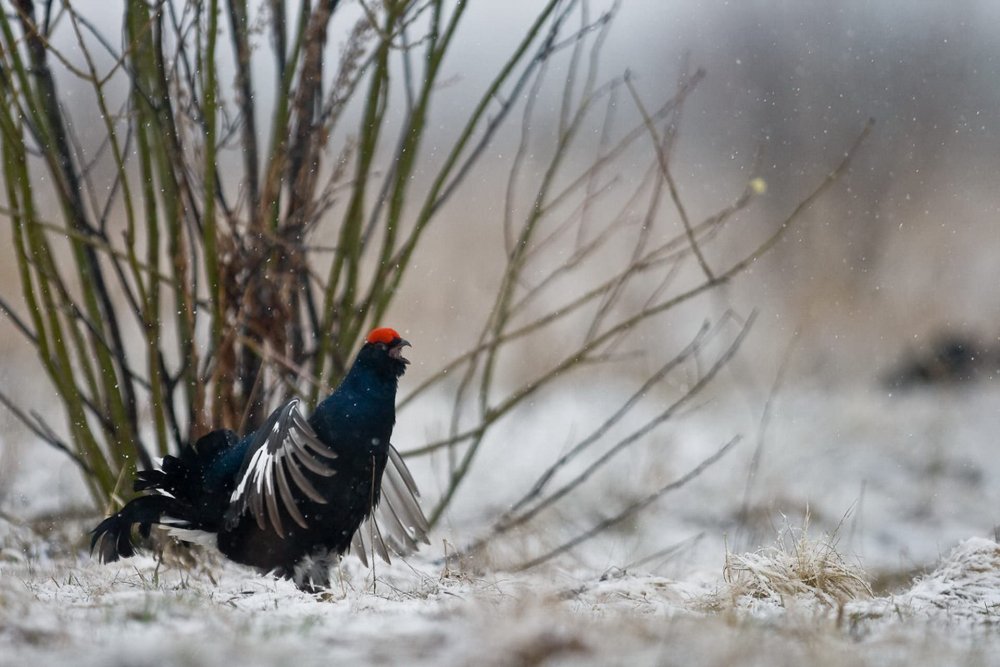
<box><xmin>719</xmin><ymin>514</ymin><xmax>873</xmax><ymax>609</ymax></box>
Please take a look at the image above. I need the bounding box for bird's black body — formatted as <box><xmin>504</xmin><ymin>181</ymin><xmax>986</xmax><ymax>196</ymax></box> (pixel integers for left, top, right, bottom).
<box><xmin>92</xmin><ymin>329</ymin><xmax>427</xmax><ymax>589</ymax></box>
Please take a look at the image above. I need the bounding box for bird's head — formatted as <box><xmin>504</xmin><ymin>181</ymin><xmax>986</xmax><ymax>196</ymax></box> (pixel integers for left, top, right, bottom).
<box><xmin>359</xmin><ymin>327</ymin><xmax>411</xmax><ymax>379</ymax></box>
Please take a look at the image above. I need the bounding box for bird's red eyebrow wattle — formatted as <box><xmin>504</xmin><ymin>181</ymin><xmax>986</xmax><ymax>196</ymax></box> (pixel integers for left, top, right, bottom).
<box><xmin>366</xmin><ymin>327</ymin><xmax>401</xmax><ymax>344</ymax></box>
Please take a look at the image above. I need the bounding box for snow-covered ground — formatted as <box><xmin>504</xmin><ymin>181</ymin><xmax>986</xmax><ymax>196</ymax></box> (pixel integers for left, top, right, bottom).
<box><xmin>3</xmin><ymin>380</ymin><xmax>1000</xmax><ymax>665</ymax></box>
<box><xmin>3</xmin><ymin>519</ymin><xmax>1000</xmax><ymax>666</ymax></box>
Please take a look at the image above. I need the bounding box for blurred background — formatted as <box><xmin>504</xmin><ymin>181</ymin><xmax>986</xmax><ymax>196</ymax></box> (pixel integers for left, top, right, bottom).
<box><xmin>2</xmin><ymin>0</ymin><xmax>999</xmax><ymax>584</ymax></box>
<box><xmin>467</xmin><ymin>0</ymin><xmax>1000</xmax><ymax>378</ymax></box>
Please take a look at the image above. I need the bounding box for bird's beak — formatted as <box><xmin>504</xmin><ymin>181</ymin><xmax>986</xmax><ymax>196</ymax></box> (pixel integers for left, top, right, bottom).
<box><xmin>389</xmin><ymin>338</ymin><xmax>411</xmax><ymax>364</ymax></box>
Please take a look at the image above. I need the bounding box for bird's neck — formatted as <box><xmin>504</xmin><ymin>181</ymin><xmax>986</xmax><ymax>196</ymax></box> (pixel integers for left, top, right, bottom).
<box><xmin>337</xmin><ymin>359</ymin><xmax>400</xmax><ymax>402</ymax></box>
<box><xmin>309</xmin><ymin>364</ymin><xmax>398</xmax><ymax>453</ymax></box>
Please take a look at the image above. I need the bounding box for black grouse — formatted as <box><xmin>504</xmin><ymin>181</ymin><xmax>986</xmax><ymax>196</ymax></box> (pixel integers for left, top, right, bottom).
<box><xmin>91</xmin><ymin>327</ymin><xmax>429</xmax><ymax>590</ymax></box>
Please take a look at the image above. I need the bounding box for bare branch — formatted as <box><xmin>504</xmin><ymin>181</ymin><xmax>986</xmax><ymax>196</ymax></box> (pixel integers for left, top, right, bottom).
<box><xmin>513</xmin><ymin>435</ymin><xmax>742</xmax><ymax>572</ymax></box>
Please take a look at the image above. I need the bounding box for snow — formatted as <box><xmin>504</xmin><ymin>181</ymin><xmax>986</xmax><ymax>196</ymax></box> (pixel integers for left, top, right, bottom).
<box><xmin>4</xmin><ymin>380</ymin><xmax>1000</xmax><ymax>665</ymax></box>
<box><xmin>853</xmin><ymin>537</ymin><xmax>1000</xmax><ymax>630</ymax></box>
<box><xmin>3</xmin><ymin>516</ymin><xmax>1000</xmax><ymax>666</ymax></box>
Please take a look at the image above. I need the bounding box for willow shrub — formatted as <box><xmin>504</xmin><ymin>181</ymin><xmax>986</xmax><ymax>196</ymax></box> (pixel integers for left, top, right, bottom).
<box><xmin>0</xmin><ymin>1</ymin><xmax>868</xmax><ymax>547</ymax></box>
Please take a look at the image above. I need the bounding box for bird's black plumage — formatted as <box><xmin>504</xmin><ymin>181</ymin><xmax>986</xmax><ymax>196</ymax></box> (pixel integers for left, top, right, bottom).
<box><xmin>91</xmin><ymin>328</ymin><xmax>428</xmax><ymax>590</ymax></box>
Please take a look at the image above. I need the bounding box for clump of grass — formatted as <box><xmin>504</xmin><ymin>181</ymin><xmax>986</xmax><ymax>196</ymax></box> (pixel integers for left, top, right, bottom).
<box><xmin>719</xmin><ymin>513</ymin><xmax>873</xmax><ymax>609</ymax></box>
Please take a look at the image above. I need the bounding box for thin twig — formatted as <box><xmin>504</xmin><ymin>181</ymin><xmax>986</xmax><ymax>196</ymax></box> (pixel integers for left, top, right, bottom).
<box><xmin>736</xmin><ymin>330</ymin><xmax>799</xmax><ymax>544</ymax></box>
<box><xmin>625</xmin><ymin>70</ymin><xmax>714</xmax><ymax>281</ymax></box>
<box><xmin>480</xmin><ymin>313</ymin><xmax>756</xmax><ymax>547</ymax></box>
<box><xmin>509</xmin><ymin>321</ymin><xmax>713</xmax><ymax>515</ymax></box>
<box><xmin>0</xmin><ymin>390</ymin><xmax>92</xmax><ymax>475</ymax></box>
<box><xmin>514</xmin><ymin>435</ymin><xmax>742</xmax><ymax>572</ymax></box>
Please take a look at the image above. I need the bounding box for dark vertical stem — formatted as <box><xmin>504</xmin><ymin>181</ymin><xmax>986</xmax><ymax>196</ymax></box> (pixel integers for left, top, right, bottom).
<box><xmin>13</xmin><ymin>0</ymin><xmax>146</xmax><ymax>470</ymax></box>
<box><xmin>225</xmin><ymin>0</ymin><xmax>260</xmax><ymax>218</ymax></box>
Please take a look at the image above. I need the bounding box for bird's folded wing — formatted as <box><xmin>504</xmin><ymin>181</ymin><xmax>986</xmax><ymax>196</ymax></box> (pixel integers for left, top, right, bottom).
<box><xmin>225</xmin><ymin>397</ymin><xmax>337</xmax><ymax>537</ymax></box>
<box><xmin>352</xmin><ymin>445</ymin><xmax>431</xmax><ymax>566</ymax></box>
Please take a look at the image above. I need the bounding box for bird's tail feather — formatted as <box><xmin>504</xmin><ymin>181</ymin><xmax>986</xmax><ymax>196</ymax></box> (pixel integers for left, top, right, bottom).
<box><xmin>134</xmin><ymin>453</ymin><xmax>187</xmax><ymax>495</ymax></box>
<box><xmin>90</xmin><ymin>495</ymin><xmax>184</xmax><ymax>563</ymax></box>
